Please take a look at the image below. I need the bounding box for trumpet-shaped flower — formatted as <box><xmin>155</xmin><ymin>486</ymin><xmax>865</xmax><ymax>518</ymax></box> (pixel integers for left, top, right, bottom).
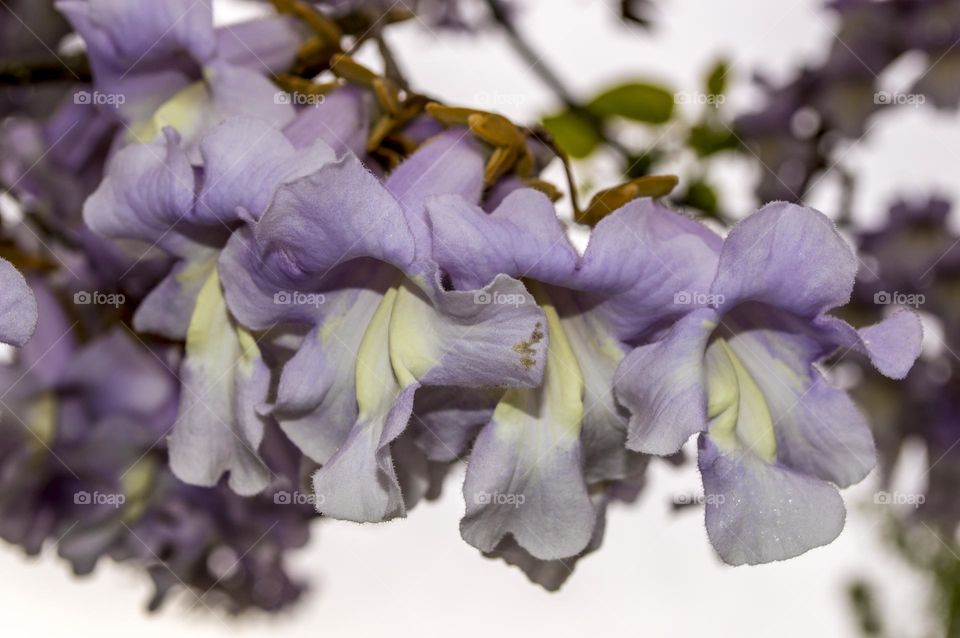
<box><xmin>219</xmin><ymin>130</ymin><xmax>547</xmax><ymax>522</ymax></box>
<box><xmin>614</xmin><ymin>202</ymin><xmax>923</xmax><ymax>564</ymax></box>
<box><xmin>426</xmin><ymin>188</ymin><xmax>720</xmax><ymax>566</ymax></box>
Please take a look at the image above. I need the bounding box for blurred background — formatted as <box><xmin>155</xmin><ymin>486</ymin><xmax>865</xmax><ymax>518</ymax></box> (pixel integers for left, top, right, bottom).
<box><xmin>2</xmin><ymin>0</ymin><xmax>958</xmax><ymax>635</ymax></box>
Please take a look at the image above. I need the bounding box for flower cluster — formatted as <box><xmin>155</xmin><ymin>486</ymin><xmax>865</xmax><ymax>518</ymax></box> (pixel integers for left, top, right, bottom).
<box><xmin>0</xmin><ymin>0</ymin><xmax>928</xmax><ymax>613</ymax></box>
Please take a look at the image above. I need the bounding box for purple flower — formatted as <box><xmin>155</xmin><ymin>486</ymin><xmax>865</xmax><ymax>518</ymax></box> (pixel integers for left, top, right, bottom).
<box><xmin>0</xmin><ymin>258</ymin><xmax>37</xmax><ymax>347</ymax></box>
<box><xmin>0</xmin><ymin>280</ymin><xmax>315</xmax><ymax>612</ymax></box>
<box><xmin>615</xmin><ymin>202</ymin><xmax>922</xmax><ymax>564</ymax></box>
<box><xmin>219</xmin><ymin>129</ymin><xmax>546</xmax><ymax>522</ymax></box>
<box><xmin>57</xmin><ymin>0</ymin><xmax>302</xmax><ymax>143</ymax></box>
<box><xmin>426</xmin><ymin>187</ymin><xmax>720</xmax><ymax>566</ymax></box>
<box><xmin>83</xmin><ymin>113</ymin><xmax>340</xmax><ymax>495</ymax></box>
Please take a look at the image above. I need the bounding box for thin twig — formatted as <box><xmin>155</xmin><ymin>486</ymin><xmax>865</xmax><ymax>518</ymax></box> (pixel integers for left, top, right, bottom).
<box><xmin>483</xmin><ymin>0</ymin><xmax>631</xmax><ymax>161</ymax></box>
<box><xmin>0</xmin><ymin>53</ymin><xmax>90</xmax><ymax>85</ymax></box>
<box><xmin>376</xmin><ymin>32</ymin><xmax>409</xmax><ymax>90</ymax></box>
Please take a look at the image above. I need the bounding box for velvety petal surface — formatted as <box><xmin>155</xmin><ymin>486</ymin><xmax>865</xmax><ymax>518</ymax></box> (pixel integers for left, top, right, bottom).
<box><xmin>699</xmin><ymin>434</ymin><xmax>846</xmax><ymax>565</ymax></box>
<box><xmin>0</xmin><ymin>258</ymin><xmax>37</xmax><ymax>347</ymax></box>
<box><xmin>710</xmin><ymin>202</ymin><xmax>858</xmax><ymax>318</ymax></box>
<box><xmin>427</xmin><ymin>189</ymin><xmax>578</xmax><ymax>290</ymax></box>
<box><xmin>168</xmin><ymin>269</ymin><xmax>270</xmax><ymax>495</ymax></box>
<box><xmin>615</xmin><ymin>308</ymin><xmax>717</xmax><ymax>455</ymax></box>
<box><xmin>461</xmin><ymin>286</ymin><xmax>594</xmax><ymax>560</ymax></box>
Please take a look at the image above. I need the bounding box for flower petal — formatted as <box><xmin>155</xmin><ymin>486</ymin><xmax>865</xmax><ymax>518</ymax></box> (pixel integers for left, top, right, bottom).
<box><xmin>254</xmin><ymin>153</ymin><xmax>416</xmax><ymax>281</ymax></box>
<box><xmin>218</xmin><ymin>227</ymin><xmax>319</xmax><ymax>331</ymax></box>
<box><xmin>168</xmin><ymin>269</ymin><xmax>270</xmax><ymax>496</ymax></box>
<box><xmin>0</xmin><ymin>258</ymin><xmax>37</xmax><ymax>347</ymax></box>
<box><xmin>311</xmin><ymin>285</ymin><xmax>411</xmax><ymax>522</ymax></box>
<box><xmin>129</xmin><ymin>62</ymin><xmax>295</xmax><ymax>148</ymax></box>
<box><xmin>722</xmin><ymin>316</ymin><xmax>877</xmax><ymax>487</ymax></box>
<box><xmin>551</xmin><ymin>288</ymin><xmax>645</xmax><ymax>483</ymax></box>
<box><xmin>272</xmin><ymin>279</ymin><xmax>393</xmax><ymax>464</ymax></box>
<box><xmin>817</xmin><ymin>310</ymin><xmax>923</xmax><ymax>380</ymax></box>
<box><xmin>710</xmin><ymin>202</ymin><xmax>858</xmax><ymax>317</ymax></box>
<box><xmin>57</xmin><ymin>0</ymin><xmax>214</xmax><ymax>121</ymax></box>
<box><xmin>195</xmin><ymin>117</ymin><xmax>334</xmax><ymax>224</ymax></box>
<box><xmin>396</xmin><ymin>275</ymin><xmax>547</xmax><ymax>389</ymax></box>
<box><xmin>427</xmin><ymin>189</ymin><xmax>578</xmax><ymax>290</ymax></box>
<box><xmin>282</xmin><ymin>86</ymin><xmax>371</xmax><ymax>156</ymax></box>
<box><xmin>385</xmin><ymin>129</ymin><xmax>484</xmax><ymax>257</ymax></box>
<box><xmin>215</xmin><ymin>15</ymin><xmax>302</xmax><ymax>74</ymax></box>
<box><xmin>579</xmin><ymin>198</ymin><xmax>722</xmax><ymax>340</ymax></box>
<box><xmin>615</xmin><ymin>307</ymin><xmax>716</xmax><ymax>455</ymax></box>
<box><xmin>483</xmin><ymin>491</ymin><xmax>608</xmax><ymax>591</ymax></box>
<box><xmin>311</xmin><ymin>384</ymin><xmax>416</xmax><ymax>522</ymax></box>
<box><xmin>699</xmin><ymin>434</ymin><xmax>846</xmax><ymax>565</ymax></box>
<box><xmin>133</xmin><ymin>249</ymin><xmax>218</xmax><ymax>339</ymax></box>
<box><xmin>461</xmin><ymin>287</ymin><xmax>594</xmax><ymax>560</ymax></box>
<box><xmin>83</xmin><ymin>128</ymin><xmax>195</xmax><ymax>255</ymax></box>
<box><xmin>409</xmin><ymin>386</ymin><xmax>497</xmax><ymax>462</ymax></box>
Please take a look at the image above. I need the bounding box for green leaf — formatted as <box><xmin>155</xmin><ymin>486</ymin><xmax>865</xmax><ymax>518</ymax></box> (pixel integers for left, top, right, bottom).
<box><xmin>677</xmin><ymin>180</ymin><xmax>719</xmax><ymax>215</ymax></box>
<box><xmin>587</xmin><ymin>82</ymin><xmax>674</xmax><ymax>124</ymax></box>
<box><xmin>705</xmin><ymin>59</ymin><xmax>730</xmax><ymax>98</ymax></box>
<box><xmin>542</xmin><ymin>110</ymin><xmax>601</xmax><ymax>159</ymax></box>
<box><xmin>688</xmin><ymin>122</ymin><xmax>739</xmax><ymax>157</ymax></box>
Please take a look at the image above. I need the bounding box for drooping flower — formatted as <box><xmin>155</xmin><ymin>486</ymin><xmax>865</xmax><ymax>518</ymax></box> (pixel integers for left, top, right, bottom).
<box><xmin>425</xmin><ymin>187</ymin><xmax>720</xmax><ymax>572</ymax></box>
<box><xmin>615</xmin><ymin>202</ymin><xmax>923</xmax><ymax>564</ymax></box>
<box><xmin>57</xmin><ymin>0</ymin><xmax>303</xmax><ymax>145</ymax></box>
<box><xmin>219</xmin><ymin>129</ymin><xmax>547</xmax><ymax>522</ymax></box>
<box><xmin>83</xmin><ymin>113</ymin><xmax>339</xmax><ymax>495</ymax></box>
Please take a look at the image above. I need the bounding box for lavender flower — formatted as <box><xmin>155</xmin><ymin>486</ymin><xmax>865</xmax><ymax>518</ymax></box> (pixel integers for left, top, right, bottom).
<box><xmin>616</xmin><ymin>202</ymin><xmax>922</xmax><ymax>564</ymax></box>
<box><xmin>426</xmin><ymin>188</ymin><xmax>719</xmax><ymax>563</ymax></box>
<box><xmin>57</xmin><ymin>0</ymin><xmax>303</xmax><ymax>143</ymax></box>
<box><xmin>219</xmin><ymin>129</ymin><xmax>546</xmax><ymax>521</ymax></box>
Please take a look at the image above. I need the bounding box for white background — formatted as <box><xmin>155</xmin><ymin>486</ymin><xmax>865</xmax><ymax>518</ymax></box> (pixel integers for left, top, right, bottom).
<box><xmin>3</xmin><ymin>0</ymin><xmax>957</xmax><ymax>635</ymax></box>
